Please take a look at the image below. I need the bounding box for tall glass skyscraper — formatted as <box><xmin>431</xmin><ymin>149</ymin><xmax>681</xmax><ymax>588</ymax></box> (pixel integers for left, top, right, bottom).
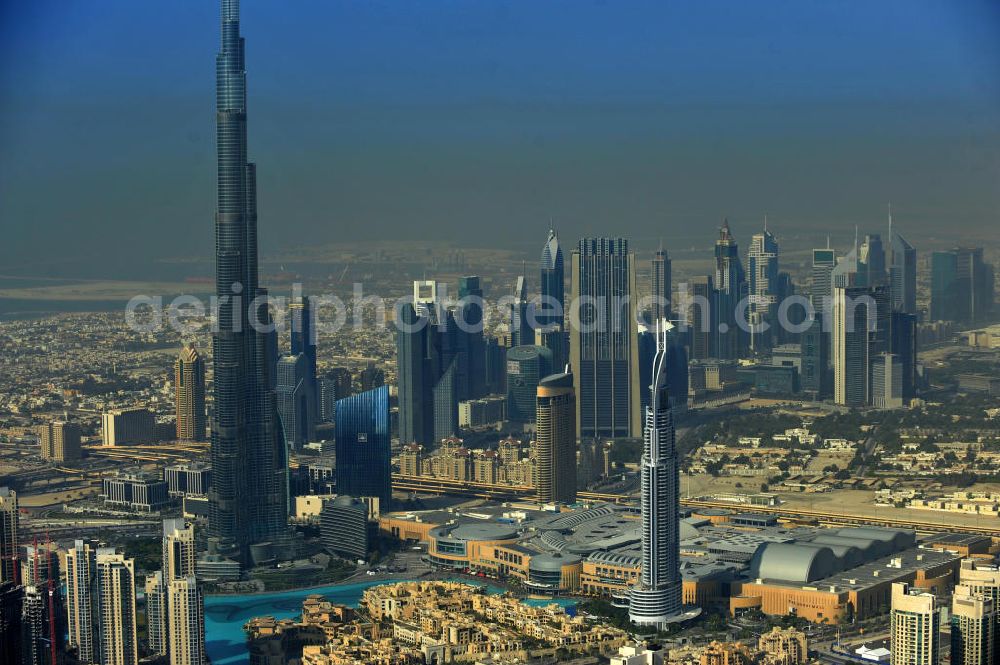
<box><xmin>832</xmin><ymin>286</ymin><xmax>869</xmax><ymax>407</ymax></box>
<box><xmin>458</xmin><ymin>276</ymin><xmax>487</xmax><ymax>398</ymax></box>
<box><xmin>832</xmin><ymin>242</ymin><xmax>861</xmax><ymax>289</ymax></box>
<box><xmin>275</xmin><ymin>353</ymin><xmax>316</xmax><ymax>450</ymax></box>
<box><xmin>629</xmin><ymin>322</ymin><xmax>682</xmax><ymax>629</ymax></box>
<box><xmin>747</xmin><ymin>225</ymin><xmax>779</xmax><ymax>353</ymax></box>
<box><xmin>540</xmin><ymin>229</ymin><xmax>564</xmax><ymax>329</ymax></box>
<box><xmin>290</xmin><ymin>295</ymin><xmax>318</xmax><ymax>408</ymax></box>
<box><xmin>860</xmin><ymin>233</ymin><xmax>887</xmax><ymax>287</ymax></box>
<box><xmin>712</xmin><ymin>220</ymin><xmax>748</xmax><ymax>359</ymax></box>
<box><xmin>810</xmin><ymin>246</ymin><xmax>837</xmax><ymax>308</ymax></box>
<box><xmin>889</xmin><ymin>231</ymin><xmax>917</xmax><ymax>316</ymax></box>
<box><xmin>208</xmin><ymin>0</ymin><xmax>288</xmax><ymax>564</ymax></box>
<box><xmin>832</xmin><ymin>285</ymin><xmax>889</xmax><ymax>407</ymax></box>
<box><xmin>800</xmin><ymin>314</ymin><xmax>829</xmax><ymax>399</ymax></box>
<box><xmin>510</xmin><ymin>273</ymin><xmax>533</xmax><ymax>347</ymax></box>
<box><xmin>335</xmin><ymin>385</ymin><xmax>391</xmax><ymax>510</ymax></box>
<box><xmin>931</xmin><ymin>248</ymin><xmax>994</xmax><ymax>324</ymax></box>
<box><xmin>569</xmin><ymin>238</ymin><xmax>641</xmax><ymax>439</ymax></box>
<box><xmin>651</xmin><ymin>242</ymin><xmax>672</xmax><ymax>324</ymax></box>
<box><xmin>396</xmin><ymin>293</ymin><xmax>465</xmax><ymax>446</ymax></box>
<box><xmin>396</xmin><ymin>302</ymin><xmax>432</xmax><ymax>445</ymax></box>
<box><xmin>890</xmin><ymin>311</ymin><xmax>917</xmax><ymax>401</ymax></box>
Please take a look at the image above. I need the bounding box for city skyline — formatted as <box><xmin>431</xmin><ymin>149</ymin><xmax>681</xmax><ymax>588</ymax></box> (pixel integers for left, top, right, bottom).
<box><xmin>1</xmin><ymin>2</ymin><xmax>1000</xmax><ymax>665</ymax></box>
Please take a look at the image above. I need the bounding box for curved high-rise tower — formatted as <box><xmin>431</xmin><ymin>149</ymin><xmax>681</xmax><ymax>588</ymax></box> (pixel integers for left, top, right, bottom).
<box><xmin>534</xmin><ymin>371</ymin><xmax>576</xmax><ymax>505</ymax></box>
<box><xmin>208</xmin><ymin>0</ymin><xmax>288</xmax><ymax>565</ymax></box>
<box><xmin>629</xmin><ymin>320</ymin><xmax>683</xmax><ymax>629</ymax></box>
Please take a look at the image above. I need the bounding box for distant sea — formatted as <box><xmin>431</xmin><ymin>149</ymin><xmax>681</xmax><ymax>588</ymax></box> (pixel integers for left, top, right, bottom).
<box><xmin>204</xmin><ymin>578</ymin><xmax>575</xmax><ymax>665</ymax></box>
<box><xmin>0</xmin><ymin>297</ymin><xmax>132</xmax><ymax>321</ymax></box>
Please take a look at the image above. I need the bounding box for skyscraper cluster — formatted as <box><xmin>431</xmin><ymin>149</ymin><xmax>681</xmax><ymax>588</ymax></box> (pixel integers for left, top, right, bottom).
<box><xmin>66</xmin><ymin>540</ymin><xmax>138</xmax><ymax>665</ymax></box>
<box><xmin>64</xmin><ymin>521</ymin><xmax>206</xmax><ymax>665</ymax></box>
<box><xmin>3</xmin><ymin>485</ymin><xmax>208</xmax><ymax>665</ymax></box>
<box><xmin>397</xmin><ymin>279</ymin><xmax>492</xmax><ymax>446</ymax></box>
<box><xmin>889</xmin><ymin>567</ymin><xmax>999</xmax><ymax>665</ymax></box>
<box><xmin>1</xmin><ymin>488</ymin><xmax>67</xmax><ymax>665</ymax></box>
<box><xmin>679</xmin><ymin>219</ymin><xmax>753</xmax><ymax>362</ymax></box>
<box><xmin>393</xmin><ymin>213</ymin><xmax>962</xmax><ymax>521</ymax></box>
<box><xmin>828</xmin><ymin>221</ymin><xmax>918</xmax><ymax>408</ymax></box>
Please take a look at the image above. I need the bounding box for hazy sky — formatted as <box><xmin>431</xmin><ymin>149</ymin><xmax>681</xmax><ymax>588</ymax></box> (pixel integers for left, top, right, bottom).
<box><xmin>2</xmin><ymin>0</ymin><xmax>999</xmax><ymax>277</ymax></box>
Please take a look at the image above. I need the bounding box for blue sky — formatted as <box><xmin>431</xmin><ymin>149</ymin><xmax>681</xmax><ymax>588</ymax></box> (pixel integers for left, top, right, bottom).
<box><xmin>2</xmin><ymin>0</ymin><xmax>999</xmax><ymax>275</ymax></box>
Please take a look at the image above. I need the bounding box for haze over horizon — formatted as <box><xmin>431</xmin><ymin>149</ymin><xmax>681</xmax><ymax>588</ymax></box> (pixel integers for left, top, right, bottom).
<box><xmin>2</xmin><ymin>0</ymin><xmax>1000</xmax><ymax>279</ymax></box>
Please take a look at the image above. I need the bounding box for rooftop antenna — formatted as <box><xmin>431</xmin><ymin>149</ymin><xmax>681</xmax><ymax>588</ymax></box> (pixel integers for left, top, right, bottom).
<box><xmin>826</xmin><ymin>236</ymin><xmax>831</xmax><ymax>249</ymax></box>
<box><xmin>888</xmin><ymin>201</ymin><xmax>893</xmax><ymax>238</ymax></box>
<box><xmin>763</xmin><ymin>214</ymin><xmax>768</xmax><ymax>233</ymax></box>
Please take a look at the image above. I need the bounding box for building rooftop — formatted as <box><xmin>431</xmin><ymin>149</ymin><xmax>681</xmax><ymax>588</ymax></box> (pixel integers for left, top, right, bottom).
<box><xmin>386</xmin><ymin>502</ymin><xmax>969</xmax><ymax>591</ymax></box>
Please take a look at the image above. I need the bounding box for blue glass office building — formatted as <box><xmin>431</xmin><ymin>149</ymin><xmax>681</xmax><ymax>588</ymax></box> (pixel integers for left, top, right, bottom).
<box><xmin>335</xmin><ymin>385</ymin><xmax>391</xmax><ymax>509</ymax></box>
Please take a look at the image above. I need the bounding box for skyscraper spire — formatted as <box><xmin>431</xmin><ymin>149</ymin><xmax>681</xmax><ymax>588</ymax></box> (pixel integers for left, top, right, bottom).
<box><xmin>208</xmin><ymin>0</ymin><xmax>288</xmax><ymax>565</ymax></box>
<box><xmin>629</xmin><ymin>318</ymin><xmax>682</xmax><ymax>629</ymax></box>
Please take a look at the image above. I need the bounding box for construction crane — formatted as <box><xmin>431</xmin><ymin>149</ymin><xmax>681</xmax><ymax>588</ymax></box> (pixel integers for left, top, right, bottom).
<box><xmin>46</xmin><ymin>532</ymin><xmax>57</xmax><ymax>665</ymax></box>
<box><xmin>30</xmin><ymin>535</ymin><xmax>59</xmax><ymax>665</ymax></box>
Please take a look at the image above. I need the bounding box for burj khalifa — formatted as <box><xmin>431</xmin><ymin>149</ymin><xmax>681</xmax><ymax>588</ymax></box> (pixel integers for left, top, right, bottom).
<box><xmin>629</xmin><ymin>320</ymin><xmax>683</xmax><ymax>628</ymax></box>
<box><xmin>208</xmin><ymin>0</ymin><xmax>288</xmax><ymax>565</ymax></box>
